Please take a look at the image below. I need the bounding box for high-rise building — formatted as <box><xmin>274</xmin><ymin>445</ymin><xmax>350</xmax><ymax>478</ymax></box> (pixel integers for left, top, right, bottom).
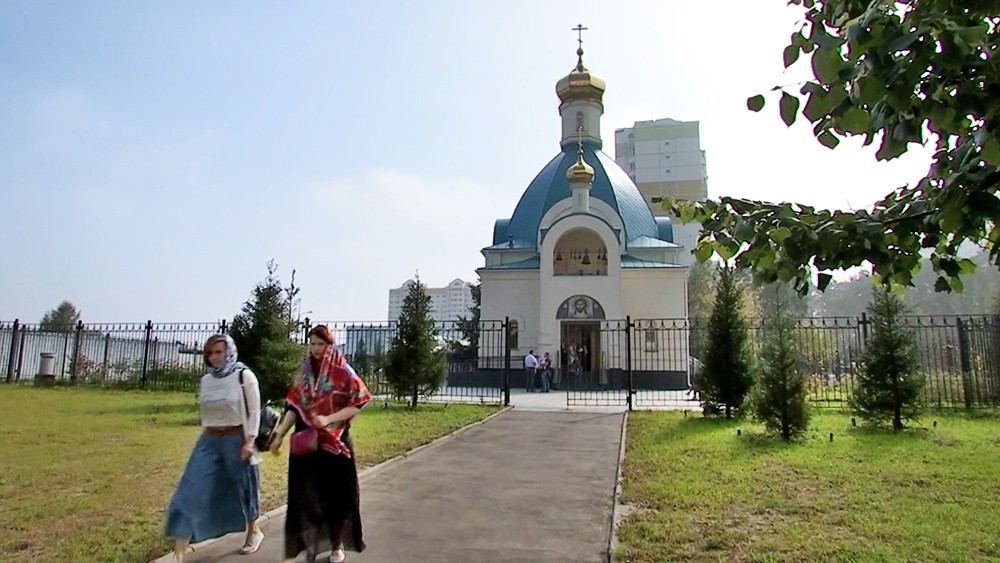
<box><xmin>387</xmin><ymin>278</ymin><xmax>475</xmax><ymax>323</ymax></box>
<box><xmin>614</xmin><ymin>118</ymin><xmax>708</xmax><ymax>209</ymax></box>
<box><xmin>614</xmin><ymin>118</ymin><xmax>708</xmax><ymax>267</ymax></box>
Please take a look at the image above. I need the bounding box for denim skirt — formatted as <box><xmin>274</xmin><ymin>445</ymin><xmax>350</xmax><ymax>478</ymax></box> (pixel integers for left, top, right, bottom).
<box><xmin>164</xmin><ymin>432</ymin><xmax>260</xmax><ymax>542</ymax></box>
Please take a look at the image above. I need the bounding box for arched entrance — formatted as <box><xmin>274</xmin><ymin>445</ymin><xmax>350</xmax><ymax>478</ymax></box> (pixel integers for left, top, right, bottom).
<box><xmin>556</xmin><ymin>295</ymin><xmax>605</xmax><ymax>389</ymax></box>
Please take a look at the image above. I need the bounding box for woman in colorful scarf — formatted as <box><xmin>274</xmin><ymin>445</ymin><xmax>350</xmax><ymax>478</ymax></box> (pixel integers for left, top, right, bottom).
<box><xmin>164</xmin><ymin>334</ymin><xmax>265</xmax><ymax>562</ymax></box>
<box><xmin>269</xmin><ymin>324</ymin><xmax>371</xmax><ymax>563</ymax></box>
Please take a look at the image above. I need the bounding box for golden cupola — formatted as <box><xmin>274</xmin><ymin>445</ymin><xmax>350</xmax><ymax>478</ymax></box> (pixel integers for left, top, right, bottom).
<box><xmin>566</xmin><ymin>130</ymin><xmax>595</xmax><ymax>185</ymax></box>
<box><xmin>555</xmin><ymin>46</ymin><xmax>606</xmax><ymax>105</ymax></box>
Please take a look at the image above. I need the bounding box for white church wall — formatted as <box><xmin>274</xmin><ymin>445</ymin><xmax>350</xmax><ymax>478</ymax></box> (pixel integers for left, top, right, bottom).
<box><xmin>670</xmin><ymin>221</ymin><xmax>702</xmax><ymax>267</ymax></box>
<box><xmin>538</xmin><ymin>197</ymin><xmax>624</xmax><ymax>243</ymax></box>
<box><xmin>538</xmin><ymin>216</ymin><xmax>625</xmax><ymax>368</ymax></box>
<box><xmin>620</xmin><ymin>269</ymin><xmax>689</xmax><ymax>372</ymax></box>
<box><xmin>478</xmin><ymin>270</ymin><xmax>539</xmax><ymax>368</ymax></box>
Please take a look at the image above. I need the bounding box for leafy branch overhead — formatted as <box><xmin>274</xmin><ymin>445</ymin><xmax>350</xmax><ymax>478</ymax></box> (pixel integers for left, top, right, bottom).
<box><xmin>666</xmin><ymin>0</ymin><xmax>1000</xmax><ymax>295</ymax></box>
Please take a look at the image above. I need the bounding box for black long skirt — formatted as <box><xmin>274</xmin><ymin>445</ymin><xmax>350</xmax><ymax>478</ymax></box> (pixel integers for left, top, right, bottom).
<box><xmin>284</xmin><ymin>431</ymin><xmax>365</xmax><ymax>560</ymax></box>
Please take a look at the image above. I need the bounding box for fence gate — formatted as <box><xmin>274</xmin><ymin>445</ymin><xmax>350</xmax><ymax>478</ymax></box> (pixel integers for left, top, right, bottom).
<box><xmin>563</xmin><ymin>319</ymin><xmax>632</xmax><ymax>408</ymax></box>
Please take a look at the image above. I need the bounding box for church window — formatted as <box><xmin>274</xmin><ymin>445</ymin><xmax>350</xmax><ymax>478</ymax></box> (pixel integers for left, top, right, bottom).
<box><xmin>507</xmin><ymin>320</ymin><xmax>519</xmax><ymax>349</ymax></box>
<box><xmin>576</xmin><ymin>111</ymin><xmax>584</xmax><ymax>131</ymax></box>
<box><xmin>644</xmin><ymin>329</ymin><xmax>658</xmax><ymax>352</ymax></box>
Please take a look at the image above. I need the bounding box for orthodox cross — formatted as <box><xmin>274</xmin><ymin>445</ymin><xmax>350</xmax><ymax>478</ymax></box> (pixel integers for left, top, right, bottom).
<box><xmin>572</xmin><ymin>24</ymin><xmax>588</xmax><ymax>48</ymax></box>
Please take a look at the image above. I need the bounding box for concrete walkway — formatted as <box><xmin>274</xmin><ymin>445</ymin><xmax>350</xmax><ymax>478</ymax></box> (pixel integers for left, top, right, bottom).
<box><xmin>168</xmin><ymin>409</ymin><xmax>625</xmax><ymax>563</ymax></box>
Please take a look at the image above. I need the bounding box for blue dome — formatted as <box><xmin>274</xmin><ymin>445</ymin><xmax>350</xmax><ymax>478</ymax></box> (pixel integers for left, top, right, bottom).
<box><xmin>493</xmin><ymin>142</ymin><xmax>664</xmax><ymax>247</ymax></box>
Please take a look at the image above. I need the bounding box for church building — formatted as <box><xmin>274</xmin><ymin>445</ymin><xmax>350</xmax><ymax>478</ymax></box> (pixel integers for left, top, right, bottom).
<box><xmin>477</xmin><ymin>38</ymin><xmax>690</xmax><ymax>386</ymax></box>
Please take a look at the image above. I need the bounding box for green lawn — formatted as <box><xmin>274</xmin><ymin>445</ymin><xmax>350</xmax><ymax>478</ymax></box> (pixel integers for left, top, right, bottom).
<box><xmin>0</xmin><ymin>385</ymin><xmax>499</xmax><ymax>563</ymax></box>
<box><xmin>618</xmin><ymin>411</ymin><xmax>1000</xmax><ymax>562</ymax></box>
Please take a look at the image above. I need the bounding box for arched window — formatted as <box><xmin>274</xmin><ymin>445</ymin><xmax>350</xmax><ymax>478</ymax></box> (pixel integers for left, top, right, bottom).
<box><xmin>575</xmin><ymin>111</ymin><xmax>585</xmax><ymax>131</ymax></box>
<box><xmin>507</xmin><ymin>320</ymin><xmax>519</xmax><ymax>349</ymax></box>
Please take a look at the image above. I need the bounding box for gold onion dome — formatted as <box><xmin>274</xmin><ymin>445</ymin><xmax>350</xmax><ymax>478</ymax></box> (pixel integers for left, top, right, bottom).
<box><xmin>566</xmin><ymin>141</ymin><xmax>595</xmax><ymax>184</ymax></box>
<box><xmin>556</xmin><ymin>47</ymin><xmax>606</xmax><ymax>104</ymax></box>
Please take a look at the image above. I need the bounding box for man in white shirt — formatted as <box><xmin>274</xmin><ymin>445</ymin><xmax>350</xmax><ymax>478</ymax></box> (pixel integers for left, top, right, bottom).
<box><xmin>523</xmin><ymin>350</ymin><xmax>538</xmax><ymax>392</ymax></box>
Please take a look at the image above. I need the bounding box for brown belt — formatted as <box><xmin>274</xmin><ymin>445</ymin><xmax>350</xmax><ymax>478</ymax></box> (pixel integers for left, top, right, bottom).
<box><xmin>204</xmin><ymin>425</ymin><xmax>243</xmax><ymax>436</ymax></box>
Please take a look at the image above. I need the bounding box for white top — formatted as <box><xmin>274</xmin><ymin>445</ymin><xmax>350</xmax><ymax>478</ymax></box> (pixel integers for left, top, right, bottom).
<box><xmin>199</xmin><ymin>367</ymin><xmax>262</xmax><ymax>465</ymax></box>
<box><xmin>524</xmin><ymin>353</ymin><xmax>538</xmax><ymax>369</ymax></box>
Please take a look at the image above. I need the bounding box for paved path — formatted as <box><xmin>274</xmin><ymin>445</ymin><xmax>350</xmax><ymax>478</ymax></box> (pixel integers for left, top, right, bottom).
<box><xmin>171</xmin><ymin>409</ymin><xmax>625</xmax><ymax>563</ymax></box>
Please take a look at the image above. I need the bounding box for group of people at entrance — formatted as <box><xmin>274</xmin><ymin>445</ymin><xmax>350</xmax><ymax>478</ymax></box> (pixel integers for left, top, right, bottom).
<box><xmin>163</xmin><ymin>325</ymin><xmax>372</xmax><ymax>563</ymax></box>
<box><xmin>524</xmin><ymin>343</ymin><xmax>594</xmax><ymax>392</ymax></box>
<box><xmin>523</xmin><ymin>350</ymin><xmax>553</xmax><ymax>392</ymax></box>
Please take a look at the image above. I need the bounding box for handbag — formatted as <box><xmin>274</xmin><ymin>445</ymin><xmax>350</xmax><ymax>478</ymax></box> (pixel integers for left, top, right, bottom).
<box><xmin>289</xmin><ymin>427</ymin><xmax>319</xmax><ymax>455</ymax></box>
<box><xmin>239</xmin><ymin>369</ymin><xmax>281</xmax><ymax>451</ymax></box>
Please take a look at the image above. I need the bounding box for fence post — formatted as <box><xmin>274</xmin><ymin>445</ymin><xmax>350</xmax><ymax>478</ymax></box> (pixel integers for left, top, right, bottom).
<box><xmin>16</xmin><ymin>327</ymin><xmax>27</xmax><ymax>381</ymax></box>
<box><xmin>70</xmin><ymin>320</ymin><xmax>84</xmax><ymax>382</ymax></box>
<box><xmin>957</xmin><ymin>317</ymin><xmax>973</xmax><ymax>408</ymax></box>
<box><xmin>140</xmin><ymin>320</ymin><xmax>153</xmax><ymax>388</ymax></box>
<box><xmin>626</xmin><ymin>316</ymin><xmax>634</xmax><ymax>411</ymax></box>
<box><xmin>993</xmin><ymin>315</ymin><xmax>1000</xmax><ymax>403</ymax></box>
<box><xmin>5</xmin><ymin>318</ymin><xmax>19</xmax><ymax>383</ymax></box>
<box><xmin>102</xmin><ymin>333</ymin><xmax>111</xmax><ymax>382</ymax></box>
<box><xmin>220</xmin><ymin>319</ymin><xmax>228</xmax><ymax>334</ymax></box>
<box><xmin>503</xmin><ymin>317</ymin><xmax>511</xmax><ymax>407</ymax></box>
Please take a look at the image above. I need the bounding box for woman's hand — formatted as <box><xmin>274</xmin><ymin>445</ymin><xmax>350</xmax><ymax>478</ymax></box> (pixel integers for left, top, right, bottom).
<box><xmin>268</xmin><ymin>433</ymin><xmax>282</xmax><ymax>455</ymax></box>
<box><xmin>240</xmin><ymin>440</ymin><xmax>253</xmax><ymax>460</ymax></box>
<box><xmin>310</xmin><ymin>413</ymin><xmax>331</xmax><ymax>428</ymax></box>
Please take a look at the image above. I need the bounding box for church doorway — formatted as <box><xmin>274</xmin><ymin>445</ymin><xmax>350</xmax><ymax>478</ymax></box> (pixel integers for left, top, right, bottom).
<box><xmin>559</xmin><ymin>321</ymin><xmax>601</xmax><ymax>390</ymax></box>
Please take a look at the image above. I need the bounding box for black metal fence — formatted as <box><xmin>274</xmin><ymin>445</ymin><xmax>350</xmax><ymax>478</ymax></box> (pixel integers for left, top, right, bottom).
<box><xmin>1</xmin><ymin>320</ymin><xmax>225</xmax><ymax>392</ymax></box>
<box><xmin>560</xmin><ymin>315</ymin><xmax>1000</xmax><ymax>410</ymax></box>
<box><xmin>0</xmin><ymin>318</ymin><xmax>511</xmax><ymax>404</ymax></box>
<box><xmin>298</xmin><ymin>319</ymin><xmax>508</xmax><ymax>405</ymax></box>
<box><xmin>4</xmin><ymin>314</ymin><xmax>998</xmax><ymax>410</ymax></box>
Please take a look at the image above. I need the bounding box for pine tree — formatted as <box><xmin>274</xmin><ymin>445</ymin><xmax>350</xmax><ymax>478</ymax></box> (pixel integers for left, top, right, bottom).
<box><xmin>699</xmin><ymin>264</ymin><xmax>754</xmax><ymax>418</ymax></box>
<box><xmin>451</xmin><ymin>280</ymin><xmax>481</xmax><ymax>361</ymax></box>
<box><xmin>752</xmin><ymin>290</ymin><xmax>810</xmax><ymax>440</ymax></box>
<box><xmin>385</xmin><ymin>277</ymin><xmax>446</xmax><ymax>407</ymax></box>
<box><xmin>40</xmin><ymin>301</ymin><xmax>80</xmax><ymax>332</ymax></box>
<box><xmin>850</xmin><ymin>288</ymin><xmax>923</xmax><ymax>430</ymax></box>
<box><xmin>228</xmin><ymin>260</ymin><xmax>304</xmax><ymax>402</ymax></box>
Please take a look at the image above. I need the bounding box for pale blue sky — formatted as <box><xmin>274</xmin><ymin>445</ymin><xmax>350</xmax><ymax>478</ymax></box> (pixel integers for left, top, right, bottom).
<box><xmin>1</xmin><ymin>1</ymin><xmax>933</xmax><ymax>323</ymax></box>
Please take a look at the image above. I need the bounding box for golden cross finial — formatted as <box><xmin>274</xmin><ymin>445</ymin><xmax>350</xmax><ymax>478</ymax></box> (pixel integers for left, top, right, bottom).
<box><xmin>576</xmin><ymin>125</ymin><xmax>585</xmax><ymax>156</ymax></box>
<box><xmin>572</xmin><ymin>24</ymin><xmax>588</xmax><ymax>48</ymax></box>
<box><xmin>572</xmin><ymin>23</ymin><xmax>588</xmax><ymax>69</ymax></box>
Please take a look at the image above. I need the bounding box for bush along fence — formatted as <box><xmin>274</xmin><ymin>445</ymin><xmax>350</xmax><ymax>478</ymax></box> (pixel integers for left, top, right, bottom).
<box><xmin>2</xmin><ymin>315</ymin><xmax>999</xmax><ymax>409</ymax></box>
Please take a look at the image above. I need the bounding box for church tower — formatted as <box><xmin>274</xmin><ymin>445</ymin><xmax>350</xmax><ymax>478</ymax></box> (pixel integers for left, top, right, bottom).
<box><xmin>556</xmin><ymin>25</ymin><xmax>606</xmax><ymax>149</ymax></box>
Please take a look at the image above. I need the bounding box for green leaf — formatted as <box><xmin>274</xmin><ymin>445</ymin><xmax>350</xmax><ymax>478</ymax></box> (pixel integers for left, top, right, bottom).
<box><xmin>958</xmin><ymin>258</ymin><xmax>977</xmax><ymax>275</ymax></box>
<box><xmin>802</xmin><ymin>89</ymin><xmax>831</xmax><ymax>122</ymax></box>
<box><xmin>934</xmin><ymin>276</ymin><xmax>952</xmax><ymax>293</ymax></box>
<box><xmin>853</xmin><ymin>74</ymin><xmax>887</xmax><ymax>106</ymax></box>
<box><xmin>694</xmin><ymin>242</ymin><xmax>714</xmax><ymax>263</ymax></box>
<box><xmin>817</xmin><ymin>131</ymin><xmax>840</xmax><ymax>149</ymax></box>
<box><xmin>783</xmin><ymin>44</ymin><xmax>800</xmax><ymax>68</ymax></box>
<box><xmin>816</xmin><ymin>272</ymin><xmax>833</xmax><ymax>291</ymax></box>
<box><xmin>747</xmin><ymin>94</ymin><xmax>766</xmax><ymax>112</ymax></box>
<box><xmin>837</xmin><ymin>107</ymin><xmax>869</xmax><ymax>134</ymax></box>
<box><xmin>779</xmin><ymin>92</ymin><xmax>800</xmax><ymax>127</ymax></box>
<box><xmin>811</xmin><ymin>46</ymin><xmax>843</xmax><ymax>84</ymax></box>
<box><xmin>875</xmin><ymin>131</ymin><xmax>906</xmax><ymax>160</ymax></box>
<box><xmin>982</xmin><ymin>137</ymin><xmax>1000</xmax><ymax>167</ymax></box>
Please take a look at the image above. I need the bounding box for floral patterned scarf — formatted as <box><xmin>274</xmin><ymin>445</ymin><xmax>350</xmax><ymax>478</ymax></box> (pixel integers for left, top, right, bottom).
<box><xmin>285</xmin><ymin>343</ymin><xmax>371</xmax><ymax>457</ymax></box>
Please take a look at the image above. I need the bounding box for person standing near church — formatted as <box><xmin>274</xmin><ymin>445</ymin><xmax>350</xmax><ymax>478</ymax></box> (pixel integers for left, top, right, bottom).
<box><xmin>269</xmin><ymin>324</ymin><xmax>371</xmax><ymax>563</ymax></box>
<box><xmin>523</xmin><ymin>350</ymin><xmax>538</xmax><ymax>392</ymax></box>
<box><xmin>164</xmin><ymin>334</ymin><xmax>265</xmax><ymax>562</ymax></box>
<box><xmin>538</xmin><ymin>352</ymin><xmax>552</xmax><ymax>392</ymax></box>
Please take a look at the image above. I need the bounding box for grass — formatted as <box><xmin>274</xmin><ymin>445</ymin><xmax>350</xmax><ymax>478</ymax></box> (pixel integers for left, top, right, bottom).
<box><xmin>0</xmin><ymin>385</ymin><xmax>499</xmax><ymax>563</ymax></box>
<box><xmin>617</xmin><ymin>410</ymin><xmax>1000</xmax><ymax>562</ymax></box>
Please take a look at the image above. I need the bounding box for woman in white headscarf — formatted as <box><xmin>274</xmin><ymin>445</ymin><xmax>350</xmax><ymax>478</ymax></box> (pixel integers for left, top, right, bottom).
<box><xmin>163</xmin><ymin>334</ymin><xmax>265</xmax><ymax>561</ymax></box>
